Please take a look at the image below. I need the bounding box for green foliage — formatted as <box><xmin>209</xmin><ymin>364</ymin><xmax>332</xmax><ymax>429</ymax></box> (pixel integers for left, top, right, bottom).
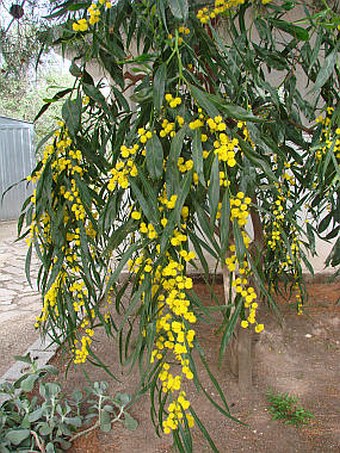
<box><xmin>0</xmin><ymin>68</ymin><xmax>74</xmax><ymax>144</ymax></box>
<box><xmin>0</xmin><ymin>355</ymin><xmax>137</xmax><ymax>452</ymax></box>
<box><xmin>17</xmin><ymin>0</ymin><xmax>340</xmax><ymax>450</ymax></box>
<box><xmin>267</xmin><ymin>390</ymin><xmax>314</xmax><ymax>427</ymax></box>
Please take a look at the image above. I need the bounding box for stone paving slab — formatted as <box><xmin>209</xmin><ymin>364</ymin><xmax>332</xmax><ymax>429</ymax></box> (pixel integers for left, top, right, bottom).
<box><xmin>0</xmin><ymin>221</ymin><xmax>42</xmax><ymax>376</ymax></box>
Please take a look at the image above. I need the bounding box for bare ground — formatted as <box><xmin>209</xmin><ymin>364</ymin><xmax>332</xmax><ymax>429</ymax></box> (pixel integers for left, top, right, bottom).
<box><xmin>46</xmin><ymin>280</ymin><xmax>340</xmax><ymax>453</ymax></box>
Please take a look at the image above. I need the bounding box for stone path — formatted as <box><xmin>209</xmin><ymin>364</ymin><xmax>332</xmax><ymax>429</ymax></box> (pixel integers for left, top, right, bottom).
<box><xmin>0</xmin><ymin>221</ymin><xmax>41</xmax><ymax>375</ymax></box>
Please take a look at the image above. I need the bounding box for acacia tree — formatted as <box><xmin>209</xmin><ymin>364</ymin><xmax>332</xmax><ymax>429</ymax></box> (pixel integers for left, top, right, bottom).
<box><xmin>21</xmin><ymin>0</ymin><xmax>339</xmax><ymax>450</ymax></box>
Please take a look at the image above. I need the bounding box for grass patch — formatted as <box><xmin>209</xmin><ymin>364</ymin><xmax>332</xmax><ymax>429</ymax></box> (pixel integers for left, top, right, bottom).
<box><xmin>267</xmin><ymin>390</ymin><xmax>314</xmax><ymax>427</ymax></box>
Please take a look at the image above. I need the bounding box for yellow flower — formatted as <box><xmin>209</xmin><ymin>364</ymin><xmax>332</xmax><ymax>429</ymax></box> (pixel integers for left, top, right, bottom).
<box><xmin>72</xmin><ymin>19</ymin><xmax>88</xmax><ymax>32</ymax></box>
<box><xmin>131</xmin><ymin>211</ymin><xmax>141</xmax><ymax>220</ymax></box>
<box><xmin>255</xmin><ymin>323</ymin><xmax>264</xmax><ymax>333</ymax></box>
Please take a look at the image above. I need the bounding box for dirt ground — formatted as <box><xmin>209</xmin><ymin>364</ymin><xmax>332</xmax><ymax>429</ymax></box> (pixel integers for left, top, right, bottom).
<box><xmin>47</xmin><ymin>280</ymin><xmax>340</xmax><ymax>453</ymax></box>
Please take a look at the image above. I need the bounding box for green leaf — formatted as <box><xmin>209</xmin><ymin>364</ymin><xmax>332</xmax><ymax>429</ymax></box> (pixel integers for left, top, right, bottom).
<box><xmin>34</xmin><ymin>88</ymin><xmax>73</xmax><ymax>122</ymax></box>
<box><xmin>28</xmin><ymin>408</ymin><xmax>44</xmax><ymax>423</ymax></box>
<box><xmin>146</xmin><ymin>134</ymin><xmax>164</xmax><ymax>180</ymax></box>
<box><xmin>166</xmin><ymin>126</ymin><xmax>187</xmax><ymax>196</ymax></box>
<box><xmin>153</xmin><ymin>64</ymin><xmax>167</xmax><ymax>113</ymax></box>
<box><xmin>219</xmin><ymin>296</ymin><xmax>242</xmax><ymax>361</ymax></box>
<box><xmin>130</xmin><ymin>175</ymin><xmax>159</xmax><ymax>225</ymax></box>
<box><xmin>69</xmin><ymin>61</ymin><xmax>82</xmax><ymax>77</ymax></box>
<box><xmin>83</xmin><ymin>83</ymin><xmax>107</xmax><ymax>108</ymax></box>
<box><xmin>123</xmin><ymin>412</ymin><xmax>138</xmax><ymax>431</ymax></box>
<box><xmin>311</xmin><ymin>47</ymin><xmax>339</xmax><ymax>93</ymax></box>
<box><xmin>160</xmin><ymin>171</ymin><xmax>192</xmax><ymax>252</ymax></box>
<box><xmin>208</xmin><ymin>155</ymin><xmax>220</xmax><ymax>224</ymax></box>
<box><xmin>233</xmin><ymin>221</ymin><xmax>246</xmax><ymax>264</ymax></box>
<box><xmin>46</xmin><ymin>442</ymin><xmax>57</xmax><ymax>453</ymax></box>
<box><xmin>188</xmin><ymin>407</ymin><xmax>219</xmax><ymax>453</ymax></box>
<box><xmin>14</xmin><ymin>353</ymin><xmax>33</xmax><ymax>364</ymax></box>
<box><xmin>168</xmin><ymin>0</ymin><xmax>189</xmax><ymax>20</ymax></box>
<box><xmin>115</xmin><ymin>392</ymin><xmax>131</xmax><ymax>406</ymax></box>
<box><xmin>270</xmin><ymin>19</ymin><xmax>309</xmax><ymax>41</ymax></box>
<box><xmin>217</xmin><ymin>103</ymin><xmax>261</xmax><ymax>122</ymax></box>
<box><xmin>62</xmin><ymin>96</ymin><xmax>82</xmax><ymax>137</ymax></box>
<box><xmin>5</xmin><ymin>429</ymin><xmax>30</xmax><ymax>446</ymax></box>
<box><xmin>220</xmin><ymin>190</ymin><xmax>231</xmax><ymax>259</ymax></box>
<box><xmin>192</xmin><ymin>129</ymin><xmax>205</xmax><ymax>185</ymax></box>
<box><xmin>100</xmin><ymin>409</ymin><xmax>112</xmax><ymax>432</ymax></box>
<box><xmin>20</xmin><ymin>374</ymin><xmax>38</xmax><ymax>392</ymax></box>
<box><xmin>190</xmin><ymin>85</ymin><xmax>220</xmax><ymax>118</ymax></box>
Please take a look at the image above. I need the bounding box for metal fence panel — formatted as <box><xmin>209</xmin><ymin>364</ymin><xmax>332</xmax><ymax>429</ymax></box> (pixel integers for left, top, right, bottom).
<box><xmin>0</xmin><ymin>117</ymin><xmax>35</xmax><ymax>220</ymax></box>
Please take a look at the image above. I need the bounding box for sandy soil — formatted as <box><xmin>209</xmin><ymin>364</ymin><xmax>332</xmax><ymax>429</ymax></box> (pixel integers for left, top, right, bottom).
<box><xmin>45</xmin><ymin>280</ymin><xmax>340</xmax><ymax>452</ymax></box>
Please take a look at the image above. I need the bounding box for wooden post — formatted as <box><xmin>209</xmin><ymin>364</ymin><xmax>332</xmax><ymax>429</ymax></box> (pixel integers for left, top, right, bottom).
<box><xmin>237</xmin><ymin>325</ymin><xmax>252</xmax><ymax>390</ymax></box>
<box><xmin>222</xmin><ymin>264</ymin><xmax>253</xmax><ymax>388</ymax></box>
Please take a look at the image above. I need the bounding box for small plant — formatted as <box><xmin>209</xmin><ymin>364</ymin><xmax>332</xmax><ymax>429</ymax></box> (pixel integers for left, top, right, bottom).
<box><xmin>0</xmin><ymin>354</ymin><xmax>137</xmax><ymax>452</ymax></box>
<box><xmin>266</xmin><ymin>390</ymin><xmax>314</xmax><ymax>427</ymax></box>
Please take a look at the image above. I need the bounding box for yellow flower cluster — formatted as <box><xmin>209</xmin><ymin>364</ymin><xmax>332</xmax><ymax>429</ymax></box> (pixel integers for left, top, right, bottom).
<box><xmin>294</xmin><ymin>283</ymin><xmax>303</xmax><ymax>316</ymax></box>
<box><xmin>69</xmin><ymin>280</ymin><xmax>88</xmax><ymax>313</ymax></box>
<box><xmin>152</xmin><ymin>258</ymin><xmax>197</xmax><ymax>433</ymax></box>
<box><xmin>187</xmin><ymin>113</ymin><xmax>243</xmax><ymax>169</ymax></box>
<box><xmin>230</xmin><ymin>191</ymin><xmax>251</xmax><ymax>226</ymax></box>
<box><xmin>189</xmin><ymin>119</ymin><xmax>204</xmax><ymax>130</ymax></box>
<box><xmin>108</xmin><ymin>159</ymin><xmax>138</xmax><ymax>191</ymax></box>
<box><xmin>127</xmin><ymin>202</ymin><xmax>197</xmax><ymax>435</ymax></box>
<box><xmin>160</xmin><ymin>119</ymin><xmax>176</xmax><ymax>138</ymax></box>
<box><xmin>159</xmin><ymin>192</ymin><xmax>178</xmax><ymax>210</ymax></box>
<box><xmin>237</xmin><ymin>120</ymin><xmax>254</xmax><ymax>146</ymax></box>
<box><xmin>162</xmin><ymin>391</ymin><xmax>194</xmax><ymax>434</ymax></box>
<box><xmin>140</xmin><ymin>222</ymin><xmax>158</xmax><ymax>240</ymax></box>
<box><xmin>315</xmin><ymin>107</ymin><xmax>340</xmax><ymax>161</ymax></box>
<box><xmin>61</xmin><ymin>179</ymin><xmax>86</xmax><ymax>221</ymax></box>
<box><xmin>267</xmin><ymin>196</ymin><xmax>284</xmax><ymax>250</ymax></box>
<box><xmin>35</xmin><ymin>272</ymin><xmax>65</xmax><ymax>328</ymax></box>
<box><xmin>177</xmin><ymin>157</ymin><xmax>194</xmax><ymax>173</ymax></box>
<box><xmin>197</xmin><ymin>0</ymin><xmax>246</xmax><ymax>24</ymax></box>
<box><xmin>178</xmin><ymin>26</ymin><xmax>190</xmax><ymax>35</ymax></box>
<box><xmin>138</xmin><ymin>127</ymin><xmax>153</xmax><ymax>144</ymax></box>
<box><xmin>219</xmin><ymin>170</ymin><xmax>230</xmax><ymax>187</ymax></box>
<box><xmin>165</xmin><ymin>93</ymin><xmax>182</xmax><ymax>108</ymax></box>
<box><xmin>72</xmin><ymin>1</ymin><xmax>112</xmax><ymax>32</ymax></box>
<box><xmin>226</xmin><ymin>237</ymin><xmax>263</xmax><ymax>333</ymax></box>
<box><xmin>73</xmin><ymin>326</ymin><xmax>95</xmax><ymax>364</ymax></box>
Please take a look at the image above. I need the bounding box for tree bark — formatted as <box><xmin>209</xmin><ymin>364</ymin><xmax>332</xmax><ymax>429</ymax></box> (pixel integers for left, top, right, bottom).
<box><xmin>222</xmin><ymin>264</ymin><xmax>253</xmax><ymax>388</ymax></box>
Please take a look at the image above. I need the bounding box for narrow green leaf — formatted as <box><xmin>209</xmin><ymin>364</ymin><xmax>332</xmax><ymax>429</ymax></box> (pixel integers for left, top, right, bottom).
<box><xmin>311</xmin><ymin>47</ymin><xmax>338</xmax><ymax>93</ymax></box>
<box><xmin>220</xmin><ymin>190</ymin><xmax>231</xmax><ymax>259</ymax></box>
<box><xmin>160</xmin><ymin>171</ymin><xmax>192</xmax><ymax>251</ymax></box>
<box><xmin>168</xmin><ymin>0</ymin><xmax>188</xmax><ymax>20</ymax></box>
<box><xmin>146</xmin><ymin>134</ymin><xmax>164</xmax><ymax>180</ymax></box>
<box><xmin>208</xmin><ymin>155</ymin><xmax>220</xmax><ymax>224</ymax></box>
<box><xmin>190</xmin><ymin>85</ymin><xmax>220</xmax><ymax>118</ymax></box>
<box><xmin>217</xmin><ymin>103</ymin><xmax>261</xmax><ymax>122</ymax></box>
<box><xmin>153</xmin><ymin>64</ymin><xmax>167</xmax><ymax>113</ymax></box>
<box><xmin>233</xmin><ymin>221</ymin><xmax>246</xmax><ymax>264</ymax></box>
<box><xmin>270</xmin><ymin>19</ymin><xmax>309</xmax><ymax>41</ymax></box>
<box><xmin>192</xmin><ymin>129</ymin><xmax>205</xmax><ymax>185</ymax></box>
<box><xmin>62</xmin><ymin>96</ymin><xmax>82</xmax><ymax>137</ymax></box>
<box><xmin>34</xmin><ymin>88</ymin><xmax>72</xmax><ymax>122</ymax></box>
<box><xmin>188</xmin><ymin>407</ymin><xmax>219</xmax><ymax>453</ymax></box>
<box><xmin>166</xmin><ymin>126</ymin><xmax>186</xmax><ymax>196</ymax></box>
<box><xmin>219</xmin><ymin>296</ymin><xmax>242</xmax><ymax>361</ymax></box>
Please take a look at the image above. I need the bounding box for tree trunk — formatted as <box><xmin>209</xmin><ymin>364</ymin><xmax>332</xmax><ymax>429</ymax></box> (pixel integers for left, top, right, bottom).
<box><xmin>222</xmin><ymin>264</ymin><xmax>253</xmax><ymax>388</ymax></box>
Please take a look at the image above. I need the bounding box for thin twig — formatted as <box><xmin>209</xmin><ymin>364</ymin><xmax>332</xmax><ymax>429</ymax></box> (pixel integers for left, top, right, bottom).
<box><xmin>69</xmin><ymin>420</ymin><xmax>100</xmax><ymax>443</ymax></box>
<box><xmin>30</xmin><ymin>430</ymin><xmax>45</xmax><ymax>453</ymax></box>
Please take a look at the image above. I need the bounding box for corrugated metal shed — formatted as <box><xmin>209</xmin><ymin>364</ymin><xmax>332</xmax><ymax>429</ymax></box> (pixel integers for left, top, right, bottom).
<box><xmin>0</xmin><ymin>116</ymin><xmax>35</xmax><ymax>220</ymax></box>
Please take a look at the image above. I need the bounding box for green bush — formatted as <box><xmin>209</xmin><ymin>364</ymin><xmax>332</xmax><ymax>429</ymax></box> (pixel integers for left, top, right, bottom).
<box><xmin>267</xmin><ymin>390</ymin><xmax>314</xmax><ymax>427</ymax></box>
<box><xmin>0</xmin><ymin>355</ymin><xmax>137</xmax><ymax>452</ymax></box>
